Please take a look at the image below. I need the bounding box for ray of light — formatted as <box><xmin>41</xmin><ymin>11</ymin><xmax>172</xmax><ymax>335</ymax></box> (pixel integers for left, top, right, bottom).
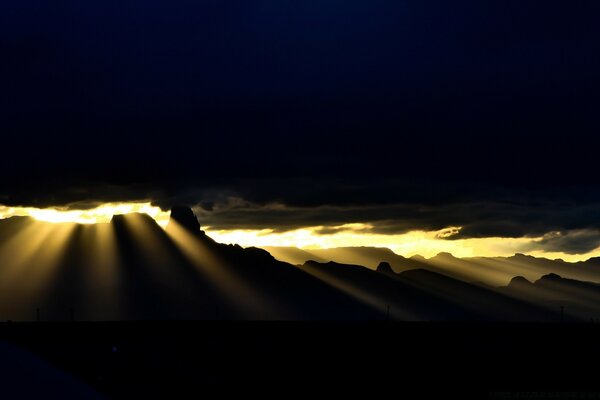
<box><xmin>121</xmin><ymin>213</ymin><xmax>174</xmax><ymax>266</ymax></box>
<box><xmin>464</xmin><ymin>257</ymin><xmax>540</xmax><ymax>285</ymax></box>
<box><xmin>421</xmin><ymin>256</ymin><xmax>513</xmax><ymax>287</ymax></box>
<box><xmin>79</xmin><ymin>223</ymin><xmax>122</xmax><ymax>319</ymax></box>
<box><xmin>0</xmin><ymin>220</ymin><xmax>56</xmax><ymax>281</ymax></box>
<box><xmin>17</xmin><ymin>223</ymin><xmax>77</xmax><ymax>299</ymax></box>
<box><xmin>115</xmin><ymin>213</ymin><xmax>198</xmax><ymax>317</ymax></box>
<box><xmin>394</xmin><ymin>269</ymin><xmax>527</xmax><ymax>320</ymax></box>
<box><xmin>298</xmin><ymin>262</ymin><xmax>416</xmax><ymax>320</ymax></box>
<box><xmin>0</xmin><ymin>221</ymin><xmax>76</xmax><ymax>319</ymax></box>
<box><xmin>205</xmin><ymin>224</ymin><xmax>600</xmax><ymax>263</ymax></box>
<box><xmin>4</xmin><ymin>202</ymin><xmax>600</xmax><ymax>262</ymax></box>
<box><xmin>166</xmin><ymin>220</ymin><xmax>282</xmax><ymax>319</ymax></box>
<box><xmin>262</xmin><ymin>246</ymin><xmax>327</xmax><ymax>265</ymax></box>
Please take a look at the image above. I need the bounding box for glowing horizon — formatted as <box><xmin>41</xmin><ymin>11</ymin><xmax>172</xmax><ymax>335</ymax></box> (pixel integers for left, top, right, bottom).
<box><xmin>2</xmin><ymin>203</ymin><xmax>600</xmax><ymax>263</ymax></box>
<box><xmin>203</xmin><ymin>224</ymin><xmax>600</xmax><ymax>263</ymax></box>
<box><xmin>0</xmin><ymin>202</ymin><xmax>171</xmax><ymax>227</ymax></box>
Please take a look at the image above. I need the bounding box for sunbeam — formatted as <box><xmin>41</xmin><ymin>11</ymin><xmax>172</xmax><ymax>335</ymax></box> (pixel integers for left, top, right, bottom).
<box><xmin>299</xmin><ymin>261</ymin><xmax>416</xmax><ymax>320</ymax></box>
<box><xmin>78</xmin><ymin>223</ymin><xmax>123</xmax><ymax>320</ymax></box>
<box><xmin>0</xmin><ymin>220</ymin><xmax>76</xmax><ymax>320</ymax></box>
<box><xmin>165</xmin><ymin>220</ymin><xmax>282</xmax><ymax>319</ymax></box>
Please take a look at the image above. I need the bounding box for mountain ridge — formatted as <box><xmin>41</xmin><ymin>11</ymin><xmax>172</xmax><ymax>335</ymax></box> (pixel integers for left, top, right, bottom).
<box><xmin>262</xmin><ymin>245</ymin><xmax>600</xmax><ymax>286</ymax></box>
<box><xmin>0</xmin><ymin>209</ymin><xmax>598</xmax><ymax>322</ymax></box>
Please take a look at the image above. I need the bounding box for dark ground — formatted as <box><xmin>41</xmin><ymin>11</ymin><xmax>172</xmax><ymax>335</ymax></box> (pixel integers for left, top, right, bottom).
<box><xmin>0</xmin><ymin>321</ymin><xmax>599</xmax><ymax>398</ymax></box>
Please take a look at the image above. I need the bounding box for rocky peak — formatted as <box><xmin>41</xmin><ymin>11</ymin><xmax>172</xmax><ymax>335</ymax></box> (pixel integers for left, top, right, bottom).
<box><xmin>507</xmin><ymin>276</ymin><xmax>533</xmax><ymax>289</ymax></box>
<box><xmin>167</xmin><ymin>206</ymin><xmax>202</xmax><ymax>233</ymax></box>
<box><xmin>376</xmin><ymin>261</ymin><xmax>395</xmax><ymax>275</ymax></box>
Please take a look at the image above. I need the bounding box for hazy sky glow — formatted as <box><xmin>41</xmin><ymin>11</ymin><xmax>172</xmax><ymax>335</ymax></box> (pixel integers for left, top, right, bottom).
<box><xmin>203</xmin><ymin>224</ymin><xmax>600</xmax><ymax>263</ymax></box>
<box><xmin>0</xmin><ymin>203</ymin><xmax>170</xmax><ymax>227</ymax></box>
<box><xmin>1</xmin><ymin>204</ymin><xmax>599</xmax><ymax>262</ymax></box>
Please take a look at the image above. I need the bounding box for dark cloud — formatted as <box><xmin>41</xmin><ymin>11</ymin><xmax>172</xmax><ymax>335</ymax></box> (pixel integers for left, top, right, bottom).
<box><xmin>1</xmin><ymin>1</ymin><xmax>600</xmax><ymax>256</ymax></box>
<box><xmin>188</xmin><ymin>187</ymin><xmax>600</xmax><ymax>237</ymax></box>
<box><xmin>3</xmin><ymin>176</ymin><xmax>600</xmax><ymax>256</ymax></box>
<box><xmin>2</xmin><ymin>1</ymin><xmax>600</xmax><ymax>189</ymax></box>
<box><xmin>521</xmin><ymin>230</ymin><xmax>600</xmax><ymax>255</ymax></box>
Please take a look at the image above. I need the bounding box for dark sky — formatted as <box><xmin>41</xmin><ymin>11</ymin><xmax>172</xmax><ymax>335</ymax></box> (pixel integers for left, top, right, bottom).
<box><xmin>2</xmin><ymin>1</ymin><xmax>600</xmax><ymax>250</ymax></box>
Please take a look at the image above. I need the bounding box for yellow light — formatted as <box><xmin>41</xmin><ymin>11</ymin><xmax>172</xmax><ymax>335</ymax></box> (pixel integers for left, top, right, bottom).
<box><xmin>0</xmin><ymin>202</ymin><xmax>170</xmax><ymax>227</ymax></box>
<box><xmin>204</xmin><ymin>224</ymin><xmax>600</xmax><ymax>263</ymax></box>
<box><xmin>166</xmin><ymin>219</ymin><xmax>283</xmax><ymax>319</ymax></box>
<box><xmin>3</xmin><ymin>202</ymin><xmax>600</xmax><ymax>263</ymax></box>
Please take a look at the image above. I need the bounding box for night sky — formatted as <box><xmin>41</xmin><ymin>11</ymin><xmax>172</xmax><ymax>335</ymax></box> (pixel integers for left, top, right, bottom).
<box><xmin>2</xmin><ymin>1</ymin><xmax>600</xmax><ymax>256</ymax></box>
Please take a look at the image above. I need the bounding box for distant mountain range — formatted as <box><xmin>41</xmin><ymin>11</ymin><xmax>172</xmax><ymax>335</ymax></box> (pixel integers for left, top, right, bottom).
<box><xmin>263</xmin><ymin>246</ymin><xmax>426</xmax><ymax>273</ymax></box>
<box><xmin>262</xmin><ymin>246</ymin><xmax>600</xmax><ymax>286</ymax></box>
<box><xmin>0</xmin><ymin>208</ymin><xmax>598</xmax><ymax>322</ymax></box>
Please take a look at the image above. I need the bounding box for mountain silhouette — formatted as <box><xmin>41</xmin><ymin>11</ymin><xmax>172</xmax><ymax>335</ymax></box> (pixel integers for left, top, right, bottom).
<box><xmin>0</xmin><ymin>208</ymin><xmax>380</xmax><ymax>321</ymax></box>
<box><xmin>300</xmin><ymin>260</ymin><xmax>558</xmax><ymax>321</ymax></box>
<box><xmin>500</xmin><ymin>272</ymin><xmax>600</xmax><ymax>321</ymax></box>
<box><xmin>167</xmin><ymin>206</ymin><xmax>202</xmax><ymax>233</ymax></box>
<box><xmin>263</xmin><ymin>246</ymin><xmax>429</xmax><ymax>272</ymax></box>
<box><xmin>0</xmin><ymin>208</ymin><xmax>598</xmax><ymax>321</ymax></box>
<box><xmin>507</xmin><ymin>276</ymin><xmax>535</xmax><ymax>290</ymax></box>
<box><xmin>375</xmin><ymin>261</ymin><xmax>394</xmax><ymax>275</ymax></box>
<box><xmin>264</xmin><ymin>246</ymin><xmax>600</xmax><ymax>286</ymax></box>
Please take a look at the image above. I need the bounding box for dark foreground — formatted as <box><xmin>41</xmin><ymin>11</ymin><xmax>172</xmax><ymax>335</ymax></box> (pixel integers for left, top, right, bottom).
<box><xmin>1</xmin><ymin>321</ymin><xmax>599</xmax><ymax>398</ymax></box>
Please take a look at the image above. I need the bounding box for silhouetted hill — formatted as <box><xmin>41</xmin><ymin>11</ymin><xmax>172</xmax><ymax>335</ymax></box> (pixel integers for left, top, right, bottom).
<box><xmin>299</xmin><ymin>260</ymin><xmax>558</xmax><ymax>321</ymax></box>
<box><xmin>0</xmin><ymin>209</ymin><xmax>381</xmax><ymax>321</ymax></box>
<box><xmin>263</xmin><ymin>245</ymin><xmax>600</xmax><ymax>286</ymax></box>
<box><xmin>0</xmin><ymin>209</ymin><xmax>598</xmax><ymax>321</ymax></box>
<box><xmin>500</xmin><ymin>273</ymin><xmax>600</xmax><ymax>321</ymax></box>
<box><xmin>263</xmin><ymin>246</ymin><xmax>428</xmax><ymax>272</ymax></box>
<box><xmin>395</xmin><ymin>268</ymin><xmax>559</xmax><ymax>321</ymax></box>
<box><xmin>167</xmin><ymin>206</ymin><xmax>202</xmax><ymax>233</ymax></box>
<box><xmin>507</xmin><ymin>276</ymin><xmax>534</xmax><ymax>290</ymax></box>
<box><xmin>259</xmin><ymin>247</ymin><xmax>327</xmax><ymax>266</ymax></box>
<box><xmin>376</xmin><ymin>261</ymin><xmax>394</xmax><ymax>275</ymax></box>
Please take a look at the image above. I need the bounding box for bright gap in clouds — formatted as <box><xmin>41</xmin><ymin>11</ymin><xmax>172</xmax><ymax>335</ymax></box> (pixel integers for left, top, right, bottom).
<box><xmin>203</xmin><ymin>223</ymin><xmax>600</xmax><ymax>263</ymax></box>
<box><xmin>0</xmin><ymin>202</ymin><xmax>171</xmax><ymax>227</ymax></box>
<box><xmin>2</xmin><ymin>203</ymin><xmax>600</xmax><ymax>262</ymax></box>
